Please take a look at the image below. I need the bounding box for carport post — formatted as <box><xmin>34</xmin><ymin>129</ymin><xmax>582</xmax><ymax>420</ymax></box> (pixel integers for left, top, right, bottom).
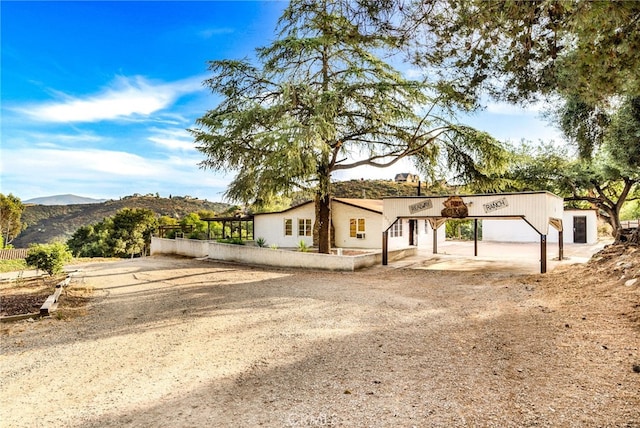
<box><xmin>474</xmin><ymin>219</ymin><xmax>478</xmax><ymax>257</ymax></box>
<box><xmin>540</xmin><ymin>234</ymin><xmax>547</xmax><ymax>274</ymax></box>
<box><xmin>433</xmin><ymin>226</ymin><xmax>438</xmax><ymax>254</ymax></box>
<box><xmin>558</xmin><ymin>230</ymin><xmax>564</xmax><ymax>261</ymax></box>
<box><xmin>382</xmin><ymin>231</ymin><xmax>388</xmax><ymax>265</ymax></box>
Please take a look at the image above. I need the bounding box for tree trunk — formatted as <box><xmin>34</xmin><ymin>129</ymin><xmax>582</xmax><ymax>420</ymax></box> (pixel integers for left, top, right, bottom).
<box><xmin>315</xmin><ymin>192</ymin><xmax>331</xmax><ymax>254</ymax></box>
<box><xmin>314</xmin><ymin>161</ymin><xmax>332</xmax><ymax>254</ymax></box>
<box><xmin>598</xmin><ymin>203</ymin><xmax>623</xmax><ymax>243</ymax></box>
<box><xmin>612</xmin><ymin>219</ymin><xmax>623</xmax><ymax>243</ymax></box>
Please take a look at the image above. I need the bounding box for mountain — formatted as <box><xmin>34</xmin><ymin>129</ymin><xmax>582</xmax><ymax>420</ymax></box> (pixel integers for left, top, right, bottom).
<box><xmin>14</xmin><ymin>195</ymin><xmax>232</xmax><ymax>247</ymax></box>
<box><xmin>24</xmin><ymin>194</ymin><xmax>107</xmax><ymax>205</ymax></box>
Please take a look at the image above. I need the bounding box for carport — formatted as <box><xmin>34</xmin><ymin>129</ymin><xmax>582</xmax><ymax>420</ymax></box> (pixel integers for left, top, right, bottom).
<box><xmin>381</xmin><ymin>192</ymin><xmax>565</xmax><ymax>273</ymax></box>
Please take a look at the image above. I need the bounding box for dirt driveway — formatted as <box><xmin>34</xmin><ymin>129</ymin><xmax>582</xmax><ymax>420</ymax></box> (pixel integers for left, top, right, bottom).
<box><xmin>1</xmin><ymin>251</ymin><xmax>638</xmax><ymax>427</ymax></box>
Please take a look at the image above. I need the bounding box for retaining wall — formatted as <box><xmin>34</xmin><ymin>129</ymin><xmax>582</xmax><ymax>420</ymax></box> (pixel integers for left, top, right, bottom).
<box><xmin>151</xmin><ymin>237</ymin><xmax>414</xmax><ymax>271</ymax></box>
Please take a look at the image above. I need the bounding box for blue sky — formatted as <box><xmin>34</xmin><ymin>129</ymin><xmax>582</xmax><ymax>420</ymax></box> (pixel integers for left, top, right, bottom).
<box><xmin>1</xmin><ymin>1</ymin><xmax>564</xmax><ymax>203</ymax></box>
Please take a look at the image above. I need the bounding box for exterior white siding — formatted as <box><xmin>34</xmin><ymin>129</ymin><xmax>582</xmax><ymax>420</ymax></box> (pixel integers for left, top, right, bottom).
<box><xmin>417</xmin><ymin>219</ymin><xmax>447</xmax><ymax>249</ymax></box>
<box><xmin>482</xmin><ymin>218</ymin><xmax>540</xmax><ymax>242</ymax></box>
<box><xmin>253</xmin><ymin>203</ymin><xmax>315</xmax><ymax>248</ymax></box>
<box><xmin>382</xmin><ymin>192</ymin><xmax>564</xmax><ymax>236</ymax></box>
<box><xmin>483</xmin><ymin>209</ymin><xmax>598</xmax><ymax>244</ymax></box>
<box><xmin>332</xmin><ymin>202</ymin><xmax>382</xmax><ymax>249</ymax></box>
<box><xmin>384</xmin><ymin>218</ymin><xmax>446</xmax><ymax>250</ymax></box>
<box><xmin>566</xmin><ymin>209</ymin><xmax>598</xmax><ymax>244</ymax></box>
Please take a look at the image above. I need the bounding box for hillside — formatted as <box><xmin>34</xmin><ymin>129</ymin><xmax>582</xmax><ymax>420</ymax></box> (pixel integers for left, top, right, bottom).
<box><xmin>331</xmin><ymin>179</ymin><xmax>447</xmax><ymax>199</ymax></box>
<box><xmin>14</xmin><ymin>180</ymin><xmax>448</xmax><ymax>247</ymax></box>
<box><xmin>15</xmin><ymin>195</ymin><xmax>231</xmax><ymax>247</ymax></box>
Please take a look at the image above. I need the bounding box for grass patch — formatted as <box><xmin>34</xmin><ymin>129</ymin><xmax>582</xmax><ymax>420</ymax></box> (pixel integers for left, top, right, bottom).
<box><xmin>0</xmin><ymin>259</ymin><xmax>28</xmax><ymax>273</ymax></box>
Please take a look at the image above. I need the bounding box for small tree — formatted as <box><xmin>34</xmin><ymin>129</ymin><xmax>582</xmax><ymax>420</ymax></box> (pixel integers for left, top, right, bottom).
<box><xmin>25</xmin><ymin>242</ymin><xmax>73</xmax><ymax>276</ymax></box>
<box><xmin>67</xmin><ymin>219</ymin><xmax>113</xmax><ymax>257</ymax></box>
<box><xmin>110</xmin><ymin>208</ymin><xmax>158</xmax><ymax>258</ymax></box>
<box><xmin>0</xmin><ymin>193</ymin><xmax>25</xmax><ymax>248</ymax></box>
<box><xmin>180</xmin><ymin>212</ymin><xmax>208</xmax><ymax>239</ymax></box>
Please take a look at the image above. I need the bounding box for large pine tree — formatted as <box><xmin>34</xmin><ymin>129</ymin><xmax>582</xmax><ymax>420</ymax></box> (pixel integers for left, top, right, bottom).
<box><xmin>191</xmin><ymin>0</ymin><xmax>504</xmax><ymax>253</ymax></box>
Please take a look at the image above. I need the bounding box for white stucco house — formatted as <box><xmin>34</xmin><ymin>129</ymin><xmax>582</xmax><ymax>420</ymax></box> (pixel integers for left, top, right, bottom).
<box><xmin>482</xmin><ymin>209</ymin><xmax>599</xmax><ymax>244</ymax></box>
<box><xmin>253</xmin><ymin>198</ymin><xmax>445</xmax><ymax>250</ymax></box>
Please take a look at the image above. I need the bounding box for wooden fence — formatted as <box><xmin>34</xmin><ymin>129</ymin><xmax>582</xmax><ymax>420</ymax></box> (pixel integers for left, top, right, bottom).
<box><xmin>0</xmin><ymin>249</ymin><xmax>29</xmax><ymax>260</ymax></box>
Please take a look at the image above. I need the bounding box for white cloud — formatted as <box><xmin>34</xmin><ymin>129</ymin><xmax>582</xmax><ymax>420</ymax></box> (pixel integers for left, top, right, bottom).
<box><xmin>1</xmin><ymin>146</ymin><xmax>231</xmax><ymax>201</ymax></box>
<box><xmin>17</xmin><ymin>75</ymin><xmax>205</xmax><ymax>123</ymax></box>
<box><xmin>147</xmin><ymin>127</ymin><xmax>196</xmax><ymax>151</ymax></box>
<box><xmin>3</xmin><ymin>147</ymin><xmax>161</xmax><ymax>178</ymax></box>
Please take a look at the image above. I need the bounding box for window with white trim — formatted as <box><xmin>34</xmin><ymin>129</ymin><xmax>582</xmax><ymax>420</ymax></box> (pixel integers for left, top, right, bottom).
<box><xmin>298</xmin><ymin>218</ymin><xmax>312</xmax><ymax>236</ymax></box>
<box><xmin>349</xmin><ymin>218</ymin><xmax>366</xmax><ymax>238</ymax></box>
<box><xmin>284</xmin><ymin>219</ymin><xmax>293</xmax><ymax>236</ymax></box>
<box><xmin>390</xmin><ymin>219</ymin><xmax>403</xmax><ymax>237</ymax></box>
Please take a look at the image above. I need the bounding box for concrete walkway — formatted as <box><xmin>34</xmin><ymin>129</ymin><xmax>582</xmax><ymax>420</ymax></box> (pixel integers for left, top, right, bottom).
<box><xmin>390</xmin><ymin>239</ymin><xmax>612</xmax><ymax>274</ymax></box>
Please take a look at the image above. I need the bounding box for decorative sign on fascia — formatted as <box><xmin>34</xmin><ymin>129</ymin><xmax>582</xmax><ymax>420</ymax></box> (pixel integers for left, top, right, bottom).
<box><xmin>441</xmin><ymin>196</ymin><xmax>468</xmax><ymax>218</ymax></box>
<box><xmin>409</xmin><ymin>199</ymin><xmax>433</xmax><ymax>214</ymax></box>
<box><xmin>483</xmin><ymin>197</ymin><xmax>509</xmax><ymax>213</ymax></box>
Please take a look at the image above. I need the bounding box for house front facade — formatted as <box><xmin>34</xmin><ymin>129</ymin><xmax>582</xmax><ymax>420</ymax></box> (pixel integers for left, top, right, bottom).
<box><xmin>253</xmin><ymin>198</ymin><xmax>444</xmax><ymax>250</ymax></box>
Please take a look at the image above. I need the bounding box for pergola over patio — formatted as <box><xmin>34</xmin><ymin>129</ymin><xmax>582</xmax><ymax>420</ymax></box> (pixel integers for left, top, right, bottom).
<box><xmin>201</xmin><ymin>215</ymin><xmax>254</xmax><ymax>241</ymax></box>
<box><xmin>381</xmin><ymin>191</ymin><xmax>565</xmax><ymax>273</ymax></box>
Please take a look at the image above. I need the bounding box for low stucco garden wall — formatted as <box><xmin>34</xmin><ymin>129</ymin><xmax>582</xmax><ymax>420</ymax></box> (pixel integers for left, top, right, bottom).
<box><xmin>151</xmin><ymin>237</ymin><xmax>415</xmax><ymax>271</ymax></box>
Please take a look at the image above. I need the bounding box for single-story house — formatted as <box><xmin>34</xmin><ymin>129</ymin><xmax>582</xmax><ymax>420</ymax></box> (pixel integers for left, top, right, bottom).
<box><xmin>482</xmin><ymin>209</ymin><xmax>599</xmax><ymax>244</ymax></box>
<box><xmin>253</xmin><ymin>198</ymin><xmax>445</xmax><ymax>250</ymax></box>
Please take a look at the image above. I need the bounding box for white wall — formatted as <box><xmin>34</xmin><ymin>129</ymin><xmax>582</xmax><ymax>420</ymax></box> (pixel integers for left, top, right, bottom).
<box><xmin>385</xmin><ymin>218</ymin><xmax>445</xmax><ymax>250</ymax></box>
<box><xmin>482</xmin><ymin>218</ymin><xmax>540</xmax><ymax>242</ymax></box>
<box><xmin>417</xmin><ymin>219</ymin><xmax>447</xmax><ymax>249</ymax></box>
<box><xmin>254</xmin><ymin>200</ymin><xmax>446</xmax><ymax>251</ymax></box>
<box><xmin>564</xmin><ymin>209</ymin><xmax>598</xmax><ymax>244</ymax></box>
<box><xmin>253</xmin><ymin>203</ymin><xmax>315</xmax><ymax>249</ymax></box>
<box><xmin>332</xmin><ymin>203</ymin><xmax>382</xmax><ymax>249</ymax></box>
<box><xmin>483</xmin><ymin>210</ymin><xmax>598</xmax><ymax>244</ymax></box>
<box><xmin>151</xmin><ymin>237</ymin><xmax>416</xmax><ymax>271</ymax></box>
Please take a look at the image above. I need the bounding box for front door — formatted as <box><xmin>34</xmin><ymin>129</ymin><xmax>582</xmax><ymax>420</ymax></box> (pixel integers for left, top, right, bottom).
<box><xmin>573</xmin><ymin>216</ymin><xmax>587</xmax><ymax>243</ymax></box>
<box><xmin>409</xmin><ymin>220</ymin><xmax>417</xmax><ymax>246</ymax></box>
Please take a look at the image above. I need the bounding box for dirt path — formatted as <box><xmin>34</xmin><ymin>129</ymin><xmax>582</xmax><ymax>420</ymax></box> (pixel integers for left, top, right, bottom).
<box><xmin>1</xmin><ymin>254</ymin><xmax>638</xmax><ymax>427</ymax></box>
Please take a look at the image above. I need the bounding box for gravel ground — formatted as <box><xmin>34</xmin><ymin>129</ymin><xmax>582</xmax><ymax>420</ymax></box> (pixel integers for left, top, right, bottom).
<box><xmin>1</xmin><ymin>250</ymin><xmax>639</xmax><ymax>427</ymax></box>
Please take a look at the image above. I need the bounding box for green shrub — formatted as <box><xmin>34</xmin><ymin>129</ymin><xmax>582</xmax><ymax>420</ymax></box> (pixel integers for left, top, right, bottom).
<box><xmin>217</xmin><ymin>238</ymin><xmax>245</xmax><ymax>245</ymax></box>
<box><xmin>25</xmin><ymin>242</ymin><xmax>73</xmax><ymax>276</ymax></box>
<box><xmin>256</xmin><ymin>237</ymin><xmax>266</xmax><ymax>247</ymax></box>
<box><xmin>297</xmin><ymin>240</ymin><xmax>309</xmax><ymax>252</ymax></box>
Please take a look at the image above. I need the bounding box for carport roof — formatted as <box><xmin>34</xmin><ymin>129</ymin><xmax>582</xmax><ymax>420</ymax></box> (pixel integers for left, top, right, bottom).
<box><xmin>382</xmin><ymin>191</ymin><xmax>564</xmax><ymax>236</ymax></box>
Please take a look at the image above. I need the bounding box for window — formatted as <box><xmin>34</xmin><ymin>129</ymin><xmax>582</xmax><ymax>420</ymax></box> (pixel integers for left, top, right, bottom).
<box><xmin>284</xmin><ymin>219</ymin><xmax>293</xmax><ymax>236</ymax></box>
<box><xmin>298</xmin><ymin>218</ymin><xmax>312</xmax><ymax>236</ymax></box>
<box><xmin>390</xmin><ymin>219</ymin><xmax>403</xmax><ymax>237</ymax></box>
<box><xmin>350</xmin><ymin>218</ymin><xmax>366</xmax><ymax>238</ymax></box>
